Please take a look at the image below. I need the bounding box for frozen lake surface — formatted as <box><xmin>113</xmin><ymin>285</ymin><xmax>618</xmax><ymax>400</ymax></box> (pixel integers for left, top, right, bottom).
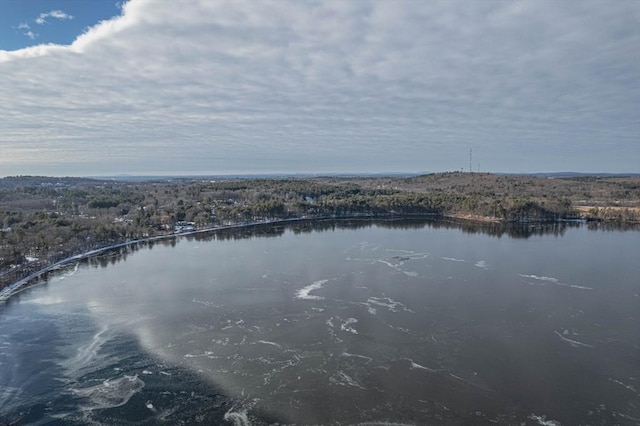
<box><xmin>1</xmin><ymin>219</ymin><xmax>638</xmax><ymax>425</ymax></box>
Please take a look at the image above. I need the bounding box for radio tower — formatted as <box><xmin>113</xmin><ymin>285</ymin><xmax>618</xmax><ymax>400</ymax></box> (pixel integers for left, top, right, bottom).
<box><xmin>469</xmin><ymin>149</ymin><xmax>472</xmax><ymax>174</ymax></box>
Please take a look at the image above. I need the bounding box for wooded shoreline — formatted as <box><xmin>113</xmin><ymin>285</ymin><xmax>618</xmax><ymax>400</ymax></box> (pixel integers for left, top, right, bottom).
<box><xmin>2</xmin><ymin>173</ymin><xmax>639</xmax><ymax>295</ymax></box>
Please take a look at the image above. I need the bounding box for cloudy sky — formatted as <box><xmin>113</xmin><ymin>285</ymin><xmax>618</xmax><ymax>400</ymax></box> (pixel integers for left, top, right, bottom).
<box><xmin>1</xmin><ymin>0</ymin><xmax>638</xmax><ymax>176</ymax></box>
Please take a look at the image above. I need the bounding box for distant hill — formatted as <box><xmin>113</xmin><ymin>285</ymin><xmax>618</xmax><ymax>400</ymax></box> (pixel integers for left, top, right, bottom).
<box><xmin>512</xmin><ymin>172</ymin><xmax>640</xmax><ymax>178</ymax></box>
<box><xmin>2</xmin><ymin>172</ymin><xmax>639</xmax><ymax>188</ymax></box>
<box><xmin>0</xmin><ymin>176</ymin><xmax>110</xmax><ymax>189</ymax></box>
<box><xmin>95</xmin><ymin>171</ymin><xmax>640</xmax><ymax>180</ymax></box>
<box><xmin>91</xmin><ymin>172</ymin><xmax>423</xmax><ymax>181</ymax></box>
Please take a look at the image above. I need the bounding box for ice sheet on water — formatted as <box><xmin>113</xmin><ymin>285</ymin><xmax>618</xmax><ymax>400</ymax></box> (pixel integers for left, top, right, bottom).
<box><xmin>376</xmin><ymin>259</ymin><xmax>421</xmax><ymax>277</ymax></box>
<box><xmin>330</xmin><ymin>370</ymin><xmax>365</xmax><ymax>389</ymax></box>
<box><xmin>326</xmin><ymin>315</ymin><xmax>359</xmax><ymax>335</ymax></box>
<box><xmin>351</xmin><ymin>249</ymin><xmax>428</xmax><ymax>277</ymax></box>
<box><xmin>62</xmin><ymin>325</ymin><xmax>111</xmax><ymax>376</ymax></box>
<box><xmin>224</xmin><ymin>403</ymin><xmax>254</xmax><ymax>426</ymax></box>
<box><xmin>554</xmin><ymin>330</ymin><xmax>594</xmax><ymax>348</ymax></box>
<box><xmin>366</xmin><ymin>297</ymin><xmax>414</xmax><ymax>313</ymax></box>
<box><xmin>609</xmin><ymin>378</ymin><xmax>639</xmax><ymax>395</ymax></box>
<box><xmin>340</xmin><ymin>317</ymin><xmax>359</xmax><ymax>334</ymax></box>
<box><xmin>342</xmin><ymin>352</ymin><xmax>373</xmax><ymax>363</ymax></box>
<box><xmin>385</xmin><ymin>249</ymin><xmax>415</xmax><ymax>254</ymax></box>
<box><xmin>256</xmin><ymin>340</ymin><xmax>281</xmax><ymax>348</ymax></box>
<box><xmin>385</xmin><ymin>249</ymin><xmax>428</xmax><ymax>260</ymax></box>
<box><xmin>184</xmin><ymin>350</ymin><xmax>216</xmax><ymax>358</ymax></box>
<box><xmin>529</xmin><ymin>414</ymin><xmax>562</xmax><ymax>426</ymax></box>
<box><xmin>519</xmin><ymin>274</ymin><xmax>592</xmax><ymax>290</ymax></box>
<box><xmin>519</xmin><ymin>274</ymin><xmax>559</xmax><ymax>283</ymax></box>
<box><xmin>72</xmin><ymin>374</ymin><xmax>145</xmax><ymax>411</ymax></box>
<box><xmin>192</xmin><ymin>298</ymin><xmax>220</xmax><ymax>307</ymax></box>
<box><xmin>296</xmin><ymin>279</ymin><xmax>329</xmax><ymax>300</ymax></box>
<box><xmin>404</xmin><ymin>358</ymin><xmax>439</xmax><ymax>373</ymax></box>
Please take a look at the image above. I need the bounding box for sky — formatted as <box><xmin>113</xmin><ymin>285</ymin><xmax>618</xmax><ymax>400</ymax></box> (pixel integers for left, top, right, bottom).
<box><xmin>0</xmin><ymin>0</ymin><xmax>638</xmax><ymax>177</ymax></box>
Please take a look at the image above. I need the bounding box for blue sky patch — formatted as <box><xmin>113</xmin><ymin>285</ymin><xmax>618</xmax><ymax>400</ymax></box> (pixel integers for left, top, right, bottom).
<box><xmin>0</xmin><ymin>0</ymin><xmax>121</xmax><ymax>50</ymax></box>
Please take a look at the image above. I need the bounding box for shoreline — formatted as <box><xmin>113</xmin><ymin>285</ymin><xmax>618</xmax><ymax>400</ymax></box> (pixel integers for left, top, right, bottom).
<box><xmin>2</xmin><ymin>174</ymin><xmax>638</xmax><ymax>301</ymax></box>
<box><xmin>0</xmin><ymin>216</ymin><xmax>313</xmax><ymax>302</ymax></box>
<box><xmin>0</xmin><ymin>213</ymin><xmax>622</xmax><ymax>302</ymax></box>
<box><xmin>1</xmin><ymin>215</ymin><xmax>376</xmax><ymax>301</ymax></box>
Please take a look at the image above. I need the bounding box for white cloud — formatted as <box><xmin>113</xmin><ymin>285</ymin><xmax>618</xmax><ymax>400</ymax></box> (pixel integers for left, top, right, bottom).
<box><xmin>15</xmin><ymin>22</ymin><xmax>38</xmax><ymax>39</ymax></box>
<box><xmin>0</xmin><ymin>0</ymin><xmax>638</xmax><ymax>176</ymax></box>
<box><xmin>35</xmin><ymin>10</ymin><xmax>74</xmax><ymax>25</ymax></box>
<box><xmin>48</xmin><ymin>10</ymin><xmax>74</xmax><ymax>20</ymax></box>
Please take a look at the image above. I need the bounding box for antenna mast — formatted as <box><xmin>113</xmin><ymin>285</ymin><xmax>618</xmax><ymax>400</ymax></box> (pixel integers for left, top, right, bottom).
<box><xmin>469</xmin><ymin>149</ymin><xmax>472</xmax><ymax>173</ymax></box>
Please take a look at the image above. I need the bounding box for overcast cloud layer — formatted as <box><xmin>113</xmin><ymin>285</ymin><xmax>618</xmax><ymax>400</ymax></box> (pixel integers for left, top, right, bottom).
<box><xmin>1</xmin><ymin>0</ymin><xmax>639</xmax><ymax>176</ymax></box>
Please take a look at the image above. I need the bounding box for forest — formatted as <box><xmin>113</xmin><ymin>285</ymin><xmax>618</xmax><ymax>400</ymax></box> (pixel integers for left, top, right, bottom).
<box><xmin>1</xmin><ymin>172</ymin><xmax>639</xmax><ymax>291</ymax></box>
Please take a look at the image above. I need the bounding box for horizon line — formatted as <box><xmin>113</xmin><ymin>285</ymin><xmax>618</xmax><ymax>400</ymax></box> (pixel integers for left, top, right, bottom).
<box><xmin>2</xmin><ymin>171</ymin><xmax>640</xmax><ymax>180</ymax></box>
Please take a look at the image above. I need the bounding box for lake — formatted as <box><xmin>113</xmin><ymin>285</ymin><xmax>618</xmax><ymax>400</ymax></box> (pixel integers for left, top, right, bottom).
<box><xmin>0</xmin><ymin>219</ymin><xmax>638</xmax><ymax>425</ymax></box>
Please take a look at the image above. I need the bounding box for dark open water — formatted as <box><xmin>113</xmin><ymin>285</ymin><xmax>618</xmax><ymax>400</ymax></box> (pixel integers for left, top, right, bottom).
<box><xmin>0</xmin><ymin>219</ymin><xmax>638</xmax><ymax>425</ymax></box>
